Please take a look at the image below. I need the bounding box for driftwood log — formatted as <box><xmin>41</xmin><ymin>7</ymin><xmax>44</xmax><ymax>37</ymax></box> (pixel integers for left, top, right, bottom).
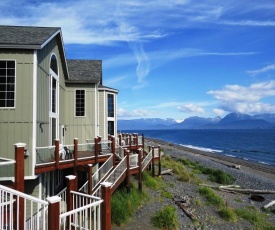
<box><xmin>174</xmin><ymin>197</ymin><xmax>196</xmax><ymax>220</ymax></box>
<box><xmin>200</xmin><ymin>184</ymin><xmax>275</xmax><ymax>194</ymax></box>
<box><xmin>263</xmin><ymin>200</ymin><xmax>275</xmax><ymax>209</ymax></box>
<box><xmin>161</xmin><ymin>169</ymin><xmax>173</xmax><ymax>175</ymax></box>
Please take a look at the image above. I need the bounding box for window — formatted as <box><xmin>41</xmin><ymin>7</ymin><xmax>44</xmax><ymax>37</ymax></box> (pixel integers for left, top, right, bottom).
<box><xmin>0</xmin><ymin>61</ymin><xmax>15</xmax><ymax>108</ymax></box>
<box><xmin>75</xmin><ymin>90</ymin><xmax>85</xmax><ymax>116</ymax></box>
<box><xmin>108</xmin><ymin>121</ymin><xmax>114</xmax><ymax>135</ymax></box>
<box><xmin>108</xmin><ymin>94</ymin><xmax>114</xmax><ymax>117</ymax></box>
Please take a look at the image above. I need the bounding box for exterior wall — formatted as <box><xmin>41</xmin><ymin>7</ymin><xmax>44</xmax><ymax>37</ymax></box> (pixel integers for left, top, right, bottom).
<box><xmin>0</xmin><ymin>50</ymin><xmax>34</xmax><ymax>178</ymax></box>
<box><xmin>64</xmin><ymin>84</ymin><xmax>97</xmax><ymax>145</ymax></box>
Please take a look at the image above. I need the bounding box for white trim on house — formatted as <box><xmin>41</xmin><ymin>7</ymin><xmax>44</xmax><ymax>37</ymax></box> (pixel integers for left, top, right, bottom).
<box><xmin>41</xmin><ymin>30</ymin><xmax>61</xmax><ymax>49</ymax></box>
<box><xmin>32</xmin><ymin>50</ymin><xmax>37</xmax><ymax>176</ymax></box>
<box><xmin>95</xmin><ymin>83</ymin><xmax>98</xmax><ymax>136</ymax></box>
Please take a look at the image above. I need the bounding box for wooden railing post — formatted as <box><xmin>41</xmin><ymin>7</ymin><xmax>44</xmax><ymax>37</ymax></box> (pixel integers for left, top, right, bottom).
<box><xmin>98</xmin><ymin>136</ymin><xmax>102</xmax><ymax>154</ymax></box>
<box><xmin>87</xmin><ymin>164</ymin><xmax>93</xmax><ymax>195</ymax></box>
<box><xmin>152</xmin><ymin>147</ymin><xmax>155</xmax><ymax>177</ymax></box>
<box><xmin>73</xmin><ymin>138</ymin><xmax>78</xmax><ymax>188</ymax></box>
<box><xmin>66</xmin><ymin>175</ymin><xmax>77</xmax><ymax>212</ymax></box>
<box><xmin>47</xmin><ymin>196</ymin><xmax>61</xmax><ymax>230</ymax></box>
<box><xmin>126</xmin><ymin>150</ymin><xmax>130</xmax><ymax>193</ymax></box>
<box><xmin>111</xmin><ymin>136</ymin><xmax>116</xmax><ymax>166</ymax></box>
<box><xmin>55</xmin><ymin>139</ymin><xmax>60</xmax><ymax>169</ymax></box>
<box><xmin>101</xmin><ymin>182</ymin><xmax>112</xmax><ymax>230</ymax></box>
<box><xmin>14</xmin><ymin>143</ymin><xmax>26</xmax><ymax>230</ymax></box>
<box><xmin>119</xmin><ymin>134</ymin><xmax>122</xmax><ymax>146</ymax></box>
<box><xmin>158</xmin><ymin>145</ymin><xmax>161</xmax><ymax>176</ymax></box>
<box><xmin>142</xmin><ymin>134</ymin><xmax>145</xmax><ymax>150</ymax></box>
<box><xmin>94</xmin><ymin>137</ymin><xmax>98</xmax><ymax>163</ymax></box>
<box><xmin>138</xmin><ymin>148</ymin><xmax>142</xmax><ymax>192</ymax></box>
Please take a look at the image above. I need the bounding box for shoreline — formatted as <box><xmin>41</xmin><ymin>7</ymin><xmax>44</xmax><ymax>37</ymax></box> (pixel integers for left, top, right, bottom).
<box><xmin>145</xmin><ymin>137</ymin><xmax>275</xmax><ymax>184</ymax></box>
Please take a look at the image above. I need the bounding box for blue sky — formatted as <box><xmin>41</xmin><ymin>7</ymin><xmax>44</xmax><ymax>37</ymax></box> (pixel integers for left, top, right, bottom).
<box><xmin>1</xmin><ymin>0</ymin><xmax>275</xmax><ymax>121</ymax></box>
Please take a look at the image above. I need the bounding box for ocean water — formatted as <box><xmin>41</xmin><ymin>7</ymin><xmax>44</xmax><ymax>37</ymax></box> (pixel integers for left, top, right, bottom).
<box><xmin>122</xmin><ymin>129</ymin><xmax>275</xmax><ymax>167</ymax></box>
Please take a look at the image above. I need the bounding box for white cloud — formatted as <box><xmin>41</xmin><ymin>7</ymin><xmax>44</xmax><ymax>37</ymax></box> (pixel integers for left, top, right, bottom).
<box><xmin>247</xmin><ymin>64</ymin><xmax>275</xmax><ymax>76</ymax></box>
<box><xmin>213</xmin><ymin>108</ymin><xmax>225</xmax><ymax>116</ymax></box>
<box><xmin>208</xmin><ymin>80</ymin><xmax>275</xmax><ymax>114</ymax></box>
<box><xmin>177</xmin><ymin>104</ymin><xmax>205</xmax><ymax>114</ymax></box>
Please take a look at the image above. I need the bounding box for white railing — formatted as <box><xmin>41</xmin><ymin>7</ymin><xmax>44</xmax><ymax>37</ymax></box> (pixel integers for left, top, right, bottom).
<box><xmin>60</xmin><ymin>191</ymin><xmax>103</xmax><ymax>230</ymax></box>
<box><xmin>138</xmin><ymin>136</ymin><xmax>143</xmax><ymax>145</ymax></box>
<box><xmin>79</xmin><ymin>155</ymin><xmax>114</xmax><ymax>194</ymax></box>
<box><xmin>142</xmin><ymin>150</ymin><xmax>152</xmax><ymax>171</ymax></box>
<box><xmin>56</xmin><ymin>187</ymin><xmax>67</xmax><ymax>213</ymax></box>
<box><xmin>129</xmin><ymin>154</ymin><xmax>138</xmax><ymax>168</ymax></box>
<box><xmin>86</xmin><ymin>140</ymin><xmax>95</xmax><ymax>151</ymax></box>
<box><xmin>0</xmin><ymin>184</ymin><xmax>48</xmax><ymax>230</ymax></box>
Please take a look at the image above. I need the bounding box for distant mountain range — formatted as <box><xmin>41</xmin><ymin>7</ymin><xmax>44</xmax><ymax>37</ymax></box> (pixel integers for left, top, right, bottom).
<box><xmin>118</xmin><ymin>113</ymin><xmax>275</xmax><ymax>130</ymax></box>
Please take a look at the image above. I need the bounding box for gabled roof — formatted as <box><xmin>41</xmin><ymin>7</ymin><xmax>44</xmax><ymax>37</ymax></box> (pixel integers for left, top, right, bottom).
<box><xmin>0</xmin><ymin>25</ymin><xmax>61</xmax><ymax>49</ymax></box>
<box><xmin>66</xmin><ymin>60</ymin><xmax>102</xmax><ymax>84</ymax></box>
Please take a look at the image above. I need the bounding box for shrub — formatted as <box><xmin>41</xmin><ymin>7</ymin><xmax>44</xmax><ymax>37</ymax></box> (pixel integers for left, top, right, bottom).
<box><xmin>151</xmin><ymin>205</ymin><xmax>179</xmax><ymax>230</ymax></box>
<box><xmin>219</xmin><ymin>206</ymin><xmax>237</xmax><ymax>222</ymax></box>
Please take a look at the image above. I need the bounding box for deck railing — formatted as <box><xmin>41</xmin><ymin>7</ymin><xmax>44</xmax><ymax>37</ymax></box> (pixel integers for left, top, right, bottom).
<box><xmin>115</xmin><ymin>143</ymin><xmax>124</xmax><ymax>159</ymax></box>
<box><xmin>0</xmin><ymin>184</ymin><xmax>48</xmax><ymax>230</ymax></box>
<box><xmin>36</xmin><ymin>146</ymin><xmax>55</xmax><ymax>165</ymax></box>
<box><xmin>56</xmin><ymin>187</ymin><xmax>67</xmax><ymax>213</ymax></box>
<box><xmin>92</xmin><ymin>156</ymin><xmax>127</xmax><ymax>197</ymax></box>
<box><xmin>60</xmin><ymin>191</ymin><xmax>103</xmax><ymax>230</ymax></box>
<box><xmin>129</xmin><ymin>154</ymin><xmax>138</xmax><ymax>168</ymax></box>
<box><xmin>142</xmin><ymin>149</ymin><xmax>152</xmax><ymax>171</ymax></box>
<box><xmin>79</xmin><ymin>155</ymin><xmax>114</xmax><ymax>194</ymax></box>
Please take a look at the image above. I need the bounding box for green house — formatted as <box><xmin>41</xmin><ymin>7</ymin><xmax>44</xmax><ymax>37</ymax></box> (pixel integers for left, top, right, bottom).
<box><xmin>0</xmin><ymin>25</ymin><xmax>118</xmax><ymax>199</ymax></box>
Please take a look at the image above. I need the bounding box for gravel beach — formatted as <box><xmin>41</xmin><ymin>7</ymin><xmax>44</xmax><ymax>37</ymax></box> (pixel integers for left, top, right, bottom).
<box><xmin>112</xmin><ymin>138</ymin><xmax>275</xmax><ymax>230</ymax></box>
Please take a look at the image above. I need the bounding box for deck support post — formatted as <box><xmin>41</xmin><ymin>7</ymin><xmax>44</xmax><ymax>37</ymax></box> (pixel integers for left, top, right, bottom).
<box><xmin>47</xmin><ymin>196</ymin><xmax>61</xmax><ymax>230</ymax></box>
<box><xmin>98</xmin><ymin>136</ymin><xmax>102</xmax><ymax>156</ymax></box>
<box><xmin>158</xmin><ymin>145</ymin><xmax>161</xmax><ymax>176</ymax></box>
<box><xmin>55</xmin><ymin>139</ymin><xmax>60</xmax><ymax>169</ymax></box>
<box><xmin>138</xmin><ymin>148</ymin><xmax>142</xmax><ymax>192</ymax></box>
<box><xmin>125</xmin><ymin>149</ymin><xmax>131</xmax><ymax>193</ymax></box>
<box><xmin>87</xmin><ymin>164</ymin><xmax>93</xmax><ymax>195</ymax></box>
<box><xmin>111</xmin><ymin>136</ymin><xmax>116</xmax><ymax>166</ymax></box>
<box><xmin>101</xmin><ymin>182</ymin><xmax>112</xmax><ymax>230</ymax></box>
<box><xmin>14</xmin><ymin>143</ymin><xmax>26</xmax><ymax>230</ymax></box>
<box><xmin>73</xmin><ymin>138</ymin><xmax>78</xmax><ymax>188</ymax></box>
<box><xmin>152</xmin><ymin>147</ymin><xmax>155</xmax><ymax>177</ymax></box>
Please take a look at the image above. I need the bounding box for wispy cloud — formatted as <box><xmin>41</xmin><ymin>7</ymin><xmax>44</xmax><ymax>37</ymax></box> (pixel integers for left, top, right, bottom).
<box><xmin>221</xmin><ymin>20</ymin><xmax>275</xmax><ymax>27</ymax></box>
<box><xmin>208</xmin><ymin>81</ymin><xmax>275</xmax><ymax>114</ymax></box>
<box><xmin>247</xmin><ymin>64</ymin><xmax>275</xmax><ymax>76</ymax></box>
<box><xmin>117</xmin><ymin>108</ymin><xmax>153</xmax><ymax>118</ymax></box>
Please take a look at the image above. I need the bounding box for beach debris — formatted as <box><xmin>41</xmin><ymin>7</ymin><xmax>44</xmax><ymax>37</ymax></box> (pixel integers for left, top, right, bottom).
<box><xmin>161</xmin><ymin>169</ymin><xmax>174</xmax><ymax>175</ymax></box>
<box><xmin>174</xmin><ymin>196</ymin><xmax>196</xmax><ymax>220</ymax></box>
<box><xmin>250</xmin><ymin>194</ymin><xmax>265</xmax><ymax>202</ymax></box>
<box><xmin>263</xmin><ymin>200</ymin><xmax>275</xmax><ymax>210</ymax></box>
<box><xmin>200</xmin><ymin>184</ymin><xmax>275</xmax><ymax>194</ymax></box>
<box><xmin>231</xmin><ymin>164</ymin><xmax>241</xmax><ymax>170</ymax></box>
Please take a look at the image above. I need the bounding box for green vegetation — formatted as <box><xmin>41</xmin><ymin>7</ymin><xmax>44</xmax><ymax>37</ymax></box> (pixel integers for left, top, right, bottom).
<box><xmin>162</xmin><ymin>155</ymin><xmax>191</xmax><ymax>182</ymax></box>
<box><xmin>199</xmin><ymin>187</ymin><xmax>224</xmax><ymax>207</ymax></box>
<box><xmin>142</xmin><ymin>170</ymin><xmax>163</xmax><ymax>189</ymax></box>
<box><xmin>235</xmin><ymin>206</ymin><xmax>275</xmax><ymax>230</ymax></box>
<box><xmin>151</xmin><ymin>205</ymin><xmax>179</xmax><ymax>230</ymax></box>
<box><xmin>219</xmin><ymin>206</ymin><xmax>237</xmax><ymax>222</ymax></box>
<box><xmin>177</xmin><ymin>158</ymin><xmax>235</xmax><ymax>185</ymax></box>
<box><xmin>161</xmin><ymin>190</ymin><xmax>173</xmax><ymax>199</ymax></box>
<box><xmin>111</xmin><ymin>184</ymin><xmax>148</xmax><ymax>226</ymax></box>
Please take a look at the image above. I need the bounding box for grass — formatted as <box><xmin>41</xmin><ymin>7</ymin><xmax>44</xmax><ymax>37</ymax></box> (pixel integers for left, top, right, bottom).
<box><xmin>111</xmin><ymin>183</ymin><xmax>148</xmax><ymax>226</ymax></box>
<box><xmin>199</xmin><ymin>187</ymin><xmax>224</xmax><ymax>207</ymax></box>
<box><xmin>219</xmin><ymin>206</ymin><xmax>237</xmax><ymax>222</ymax></box>
<box><xmin>151</xmin><ymin>205</ymin><xmax>179</xmax><ymax>230</ymax></box>
<box><xmin>178</xmin><ymin>157</ymin><xmax>235</xmax><ymax>185</ymax></box>
<box><xmin>142</xmin><ymin>170</ymin><xmax>163</xmax><ymax>189</ymax></box>
<box><xmin>235</xmin><ymin>206</ymin><xmax>275</xmax><ymax>230</ymax></box>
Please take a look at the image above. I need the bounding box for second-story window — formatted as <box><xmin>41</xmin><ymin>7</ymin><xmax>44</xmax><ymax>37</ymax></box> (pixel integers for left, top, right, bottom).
<box><xmin>0</xmin><ymin>60</ymin><xmax>15</xmax><ymax>108</ymax></box>
<box><xmin>75</xmin><ymin>89</ymin><xmax>85</xmax><ymax>117</ymax></box>
<box><xmin>108</xmin><ymin>94</ymin><xmax>114</xmax><ymax>117</ymax></box>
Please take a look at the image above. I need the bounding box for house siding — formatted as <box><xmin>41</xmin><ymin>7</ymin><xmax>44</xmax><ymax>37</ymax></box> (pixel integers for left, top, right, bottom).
<box><xmin>64</xmin><ymin>85</ymin><xmax>97</xmax><ymax>144</ymax></box>
<box><xmin>0</xmin><ymin>50</ymin><xmax>34</xmax><ymax>178</ymax></box>
<box><xmin>98</xmin><ymin>91</ymin><xmax>106</xmax><ymax>138</ymax></box>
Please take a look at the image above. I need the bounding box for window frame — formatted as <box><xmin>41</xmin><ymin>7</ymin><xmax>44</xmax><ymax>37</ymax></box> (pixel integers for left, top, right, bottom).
<box><xmin>107</xmin><ymin>93</ymin><xmax>114</xmax><ymax>117</ymax></box>
<box><xmin>0</xmin><ymin>60</ymin><xmax>16</xmax><ymax>109</ymax></box>
<box><xmin>75</xmin><ymin>89</ymin><xmax>86</xmax><ymax>117</ymax></box>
